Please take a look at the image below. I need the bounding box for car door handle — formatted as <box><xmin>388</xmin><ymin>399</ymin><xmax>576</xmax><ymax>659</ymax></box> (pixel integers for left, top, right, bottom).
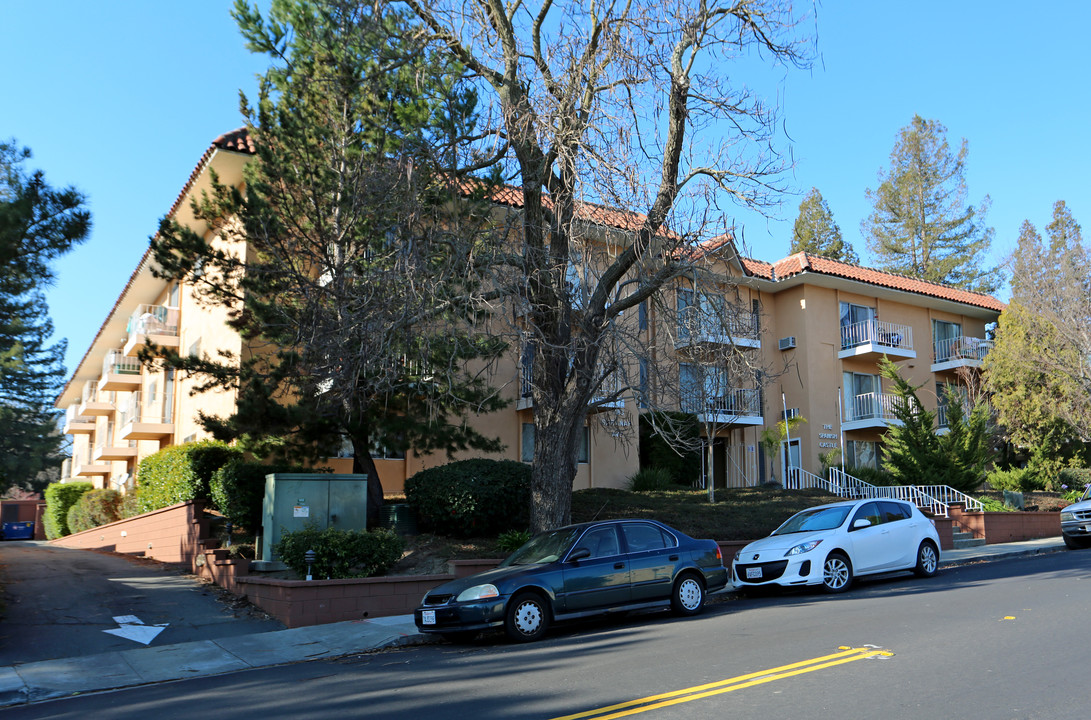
<box><xmin>614</xmin><ymin>562</ymin><xmax>625</xmax><ymax>569</ymax></box>
<box><xmin>669</xmin><ymin>555</ymin><xmax>679</xmax><ymax>561</ymax></box>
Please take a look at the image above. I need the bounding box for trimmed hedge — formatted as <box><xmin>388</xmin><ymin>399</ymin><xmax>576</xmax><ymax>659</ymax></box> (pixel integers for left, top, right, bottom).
<box><xmin>43</xmin><ymin>481</ymin><xmax>94</xmax><ymax>539</ymax></box>
<box><xmin>210</xmin><ymin>461</ymin><xmax>305</xmax><ymax>532</ymax></box>
<box><xmin>66</xmin><ymin>488</ymin><xmax>123</xmax><ymax>534</ymax></box>
<box><xmin>272</xmin><ymin>524</ymin><xmax>404</xmax><ymax>579</ymax></box>
<box><xmin>405</xmin><ymin>459</ymin><xmax>531</xmax><ymax>538</ymax></box>
<box><xmin>135</xmin><ymin>440</ymin><xmax>242</xmax><ymax>514</ymax></box>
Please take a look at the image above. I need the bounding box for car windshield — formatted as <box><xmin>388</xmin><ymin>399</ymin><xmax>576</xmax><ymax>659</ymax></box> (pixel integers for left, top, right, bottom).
<box><xmin>501</xmin><ymin>527</ymin><xmax>582</xmax><ymax>566</ymax></box>
<box><xmin>772</xmin><ymin>506</ymin><xmax>853</xmax><ymax>535</ymax></box>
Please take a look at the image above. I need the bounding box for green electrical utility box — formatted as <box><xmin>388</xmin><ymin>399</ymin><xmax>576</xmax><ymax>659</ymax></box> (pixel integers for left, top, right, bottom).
<box><xmin>259</xmin><ymin>473</ymin><xmax>369</xmax><ymax>564</ymax></box>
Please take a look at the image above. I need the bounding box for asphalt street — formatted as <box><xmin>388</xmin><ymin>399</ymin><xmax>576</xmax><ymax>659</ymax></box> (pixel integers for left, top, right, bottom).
<box><xmin>0</xmin><ymin>541</ymin><xmax>283</xmax><ymax>666</ymax></box>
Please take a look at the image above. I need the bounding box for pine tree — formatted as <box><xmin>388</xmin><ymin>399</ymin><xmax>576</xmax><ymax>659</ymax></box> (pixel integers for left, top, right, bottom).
<box><xmin>985</xmin><ymin>202</ymin><xmax>1090</xmax><ymax>484</ymax></box>
<box><xmin>151</xmin><ymin>0</ymin><xmax>507</xmax><ymax>521</ymax></box>
<box><xmin>790</xmin><ymin>187</ymin><xmax>858</xmax><ymax>263</ymax></box>
<box><xmin>862</xmin><ymin>115</ymin><xmax>998</xmax><ymax>292</ymax></box>
<box><xmin>0</xmin><ymin>141</ymin><xmax>90</xmax><ymax>493</ymax></box>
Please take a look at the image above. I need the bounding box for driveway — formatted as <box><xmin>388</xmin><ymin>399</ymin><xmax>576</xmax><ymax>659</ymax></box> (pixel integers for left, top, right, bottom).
<box><xmin>0</xmin><ymin>541</ymin><xmax>283</xmax><ymax>666</ymax></box>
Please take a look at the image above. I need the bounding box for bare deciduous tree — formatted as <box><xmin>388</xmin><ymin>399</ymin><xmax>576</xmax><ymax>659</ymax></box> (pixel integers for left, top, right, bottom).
<box><xmin>406</xmin><ymin>0</ymin><xmax>813</xmax><ymax>530</ymax></box>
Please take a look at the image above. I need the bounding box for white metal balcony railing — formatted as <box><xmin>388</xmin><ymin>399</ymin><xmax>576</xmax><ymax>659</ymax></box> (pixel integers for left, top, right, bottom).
<box><xmin>127</xmin><ymin>304</ymin><xmax>180</xmax><ymax>337</ymax></box>
<box><xmin>95</xmin><ymin>436</ymin><xmax>137</xmax><ymax>451</ymax></box>
<box><xmin>846</xmin><ymin>392</ymin><xmax>900</xmax><ymax>422</ymax></box>
<box><xmin>840</xmin><ymin>319</ymin><xmax>914</xmax><ymax>352</ymax></box>
<box><xmin>120</xmin><ymin>391</ymin><xmax>168</xmax><ymax>426</ymax></box>
<box><xmin>937</xmin><ymin>404</ymin><xmax>949</xmax><ymax>428</ymax></box>
<box><xmin>65</xmin><ymin>404</ymin><xmax>87</xmax><ymax>425</ymax></box>
<box><xmin>103</xmin><ymin>349</ymin><xmax>141</xmax><ymax>377</ymax></box>
<box><xmin>677</xmin><ymin>309</ymin><xmax>761</xmax><ymax>346</ymax></box>
<box><xmin>61</xmin><ymin>458</ymin><xmax>72</xmax><ymax>479</ymax></box>
<box><xmin>681</xmin><ymin>387</ymin><xmax>762</xmax><ymax>417</ymax></box>
<box><xmin>80</xmin><ymin>381</ymin><xmax>115</xmax><ymax>407</ymax></box>
<box><xmin>933</xmin><ymin>336</ymin><xmax>992</xmax><ymax>364</ymax></box>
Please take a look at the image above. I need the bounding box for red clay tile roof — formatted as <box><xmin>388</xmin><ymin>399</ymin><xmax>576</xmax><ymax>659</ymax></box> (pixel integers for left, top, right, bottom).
<box><xmin>747</xmin><ymin>251</ymin><xmax>1006</xmax><ymax>313</ymax></box>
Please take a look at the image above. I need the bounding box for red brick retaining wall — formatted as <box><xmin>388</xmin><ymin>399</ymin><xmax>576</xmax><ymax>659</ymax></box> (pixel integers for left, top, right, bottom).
<box><xmin>50</xmin><ymin>500</ymin><xmax>209</xmax><ymax>565</ymax></box>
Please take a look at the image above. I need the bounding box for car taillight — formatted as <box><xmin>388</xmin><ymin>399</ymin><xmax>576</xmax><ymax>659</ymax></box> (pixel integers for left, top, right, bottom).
<box><xmin>716</xmin><ymin>546</ymin><xmax>723</xmax><ymax>562</ymax></box>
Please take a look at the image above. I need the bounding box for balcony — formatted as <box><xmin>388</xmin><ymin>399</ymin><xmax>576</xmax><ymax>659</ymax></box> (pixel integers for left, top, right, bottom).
<box><xmin>681</xmin><ymin>388</ymin><xmax>763</xmax><ymax>426</ymax></box>
<box><xmin>838</xmin><ymin>320</ymin><xmax>915</xmax><ymax>360</ymax></box>
<box><xmin>123</xmin><ymin>304</ymin><xmax>181</xmax><ymax>357</ymax></box>
<box><xmin>94</xmin><ymin>438</ymin><xmax>138</xmax><ymax>462</ymax></box>
<box><xmin>843</xmin><ymin>392</ymin><xmax>904</xmax><ymax>431</ymax></box>
<box><xmin>63</xmin><ymin>405</ymin><xmax>95</xmax><ymax>435</ymax></box>
<box><xmin>676</xmin><ymin>309</ymin><xmax>761</xmax><ymax>352</ymax></box>
<box><xmin>931</xmin><ymin>336</ymin><xmax>992</xmax><ymax>373</ymax></box>
<box><xmin>99</xmin><ymin>349</ymin><xmax>142</xmax><ymax>391</ymax></box>
<box><xmin>74</xmin><ymin>459</ymin><xmax>112</xmax><ymax>476</ymax></box>
<box><xmin>118</xmin><ymin>391</ymin><xmax>174</xmax><ymax>441</ymax></box>
<box><xmin>78</xmin><ymin>381</ymin><xmax>116</xmax><ymax>417</ymax></box>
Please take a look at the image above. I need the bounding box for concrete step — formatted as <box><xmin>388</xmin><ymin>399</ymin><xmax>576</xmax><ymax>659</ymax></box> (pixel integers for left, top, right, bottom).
<box><xmin>952</xmin><ymin>537</ymin><xmax>987</xmax><ymax>549</ymax></box>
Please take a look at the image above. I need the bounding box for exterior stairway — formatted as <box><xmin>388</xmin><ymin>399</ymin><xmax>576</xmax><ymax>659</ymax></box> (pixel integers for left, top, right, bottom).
<box><xmin>951</xmin><ymin>528</ymin><xmax>986</xmax><ymax>549</ymax></box>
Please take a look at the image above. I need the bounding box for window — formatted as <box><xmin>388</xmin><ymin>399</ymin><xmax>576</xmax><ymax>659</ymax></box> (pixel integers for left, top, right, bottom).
<box><xmin>843</xmin><ymin>372</ymin><xmax>879</xmax><ymax>420</ymax></box>
<box><xmin>851</xmin><ymin>502</ymin><xmax>884</xmax><ymax>529</ymax></box>
<box><xmin>839</xmin><ymin>302</ymin><xmax>877</xmax><ymax>348</ymax></box>
<box><xmin>881</xmin><ymin>501</ymin><xmax>911</xmax><ymax>523</ymax></box>
<box><xmin>521</xmin><ymin>423</ymin><xmax>535</xmax><ymax>463</ymax></box>
<box><xmin>579</xmin><ymin>426</ymin><xmax>590</xmax><ymax>464</ymax></box>
<box><xmin>576</xmin><ymin>526</ymin><xmax>620</xmax><ymax>559</ymax></box>
<box><xmin>638</xmin><ymin>357</ymin><xmax>648</xmax><ymax>409</ymax></box>
<box><xmin>845</xmin><ymin>440</ymin><xmax>880</xmax><ymax>469</ymax></box>
<box><xmin>188</xmin><ymin>338</ymin><xmax>202</xmax><ymax>359</ymax></box>
<box><xmin>638</xmin><ymin>301</ymin><xmax>648</xmax><ymax>331</ymax></box>
<box><xmin>622</xmin><ymin>522</ymin><xmax>676</xmax><ymax>552</ymax></box>
<box><xmin>933</xmin><ymin>319</ymin><xmax>962</xmax><ymax>361</ymax></box>
<box><xmin>147</xmin><ymin>379</ymin><xmax>157</xmax><ymax>404</ymax></box>
<box><xmin>168</xmin><ymin>283</ymin><xmax>180</xmax><ymax>307</ymax></box>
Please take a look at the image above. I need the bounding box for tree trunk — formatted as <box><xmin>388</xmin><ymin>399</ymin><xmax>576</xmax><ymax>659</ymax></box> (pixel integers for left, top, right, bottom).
<box><xmin>530</xmin><ymin>413</ymin><xmax>581</xmax><ymax>533</ymax></box>
<box><xmin>350</xmin><ymin>437</ymin><xmax>384</xmax><ymax>528</ymax></box>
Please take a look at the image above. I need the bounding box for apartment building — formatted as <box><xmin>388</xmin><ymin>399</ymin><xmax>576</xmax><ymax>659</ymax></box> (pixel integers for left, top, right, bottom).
<box><xmin>55</xmin><ymin>129</ymin><xmax>1004</xmax><ymax>496</ymax></box>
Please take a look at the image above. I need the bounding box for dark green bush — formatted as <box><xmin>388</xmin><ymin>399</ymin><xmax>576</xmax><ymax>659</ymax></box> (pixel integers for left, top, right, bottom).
<box><xmin>272</xmin><ymin>524</ymin><xmax>404</xmax><ymax>579</ymax></box>
<box><xmin>66</xmin><ymin>488</ymin><xmax>123</xmax><ymax>534</ymax></box>
<box><xmin>845</xmin><ymin>466</ymin><xmax>896</xmax><ymax>487</ymax></box>
<box><xmin>628</xmin><ymin>467</ymin><xmax>676</xmax><ymax>492</ymax></box>
<box><xmin>136</xmin><ymin>440</ymin><xmax>242</xmax><ymax>513</ymax></box>
<box><xmin>43</xmin><ymin>481</ymin><xmax>94</xmax><ymax>539</ymax></box>
<box><xmin>210</xmin><ymin>461</ymin><xmax>305</xmax><ymax>532</ymax></box>
<box><xmin>405</xmin><ymin>459</ymin><xmax>531</xmax><ymax>538</ymax></box>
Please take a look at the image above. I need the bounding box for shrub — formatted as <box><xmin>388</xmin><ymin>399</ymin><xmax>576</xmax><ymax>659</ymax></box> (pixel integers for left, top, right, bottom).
<box><xmin>497</xmin><ymin>529</ymin><xmax>532</xmax><ymax>553</ymax></box>
<box><xmin>845</xmin><ymin>465</ymin><xmax>896</xmax><ymax>487</ymax></box>
<box><xmin>135</xmin><ymin>440</ymin><xmax>242</xmax><ymax>513</ymax></box>
<box><xmin>210</xmin><ymin>461</ymin><xmax>305</xmax><ymax>532</ymax></box>
<box><xmin>43</xmin><ymin>481</ymin><xmax>94</xmax><ymax>539</ymax></box>
<box><xmin>120</xmin><ymin>491</ymin><xmax>142</xmax><ymax>519</ymax></box>
<box><xmin>405</xmin><ymin>459</ymin><xmax>531</xmax><ymax>538</ymax></box>
<box><xmin>986</xmin><ymin>466</ymin><xmax>1043</xmax><ymax>493</ymax></box>
<box><xmin>272</xmin><ymin>524</ymin><xmax>404</xmax><ymax>579</ymax></box>
<box><xmin>66</xmin><ymin>489</ymin><xmax>123</xmax><ymax>534</ymax></box>
<box><xmin>628</xmin><ymin>467</ymin><xmax>676</xmax><ymax>492</ymax></box>
<box><xmin>1059</xmin><ymin>468</ymin><xmax>1091</xmax><ymax>500</ymax></box>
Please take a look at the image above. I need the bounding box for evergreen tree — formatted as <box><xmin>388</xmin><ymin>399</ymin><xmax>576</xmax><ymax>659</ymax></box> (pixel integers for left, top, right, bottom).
<box><xmin>0</xmin><ymin>141</ymin><xmax>90</xmax><ymax>493</ymax></box>
<box><xmin>862</xmin><ymin>115</ymin><xmax>998</xmax><ymax>292</ymax></box>
<box><xmin>151</xmin><ymin>0</ymin><xmax>507</xmax><ymax>521</ymax></box>
<box><xmin>985</xmin><ymin>202</ymin><xmax>1090</xmax><ymax>485</ymax></box>
<box><xmin>790</xmin><ymin>187</ymin><xmax>858</xmax><ymax>263</ymax></box>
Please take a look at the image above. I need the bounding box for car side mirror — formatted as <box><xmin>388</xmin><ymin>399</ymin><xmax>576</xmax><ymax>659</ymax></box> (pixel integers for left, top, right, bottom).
<box><xmin>568</xmin><ymin>547</ymin><xmax>591</xmax><ymax>562</ymax></box>
<box><xmin>852</xmin><ymin>519</ymin><xmax>872</xmax><ymax>530</ymax></box>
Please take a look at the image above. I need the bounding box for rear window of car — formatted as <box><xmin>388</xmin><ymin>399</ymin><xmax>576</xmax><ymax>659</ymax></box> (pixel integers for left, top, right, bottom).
<box><xmin>881</xmin><ymin>501</ymin><xmax>912</xmax><ymax>523</ymax></box>
<box><xmin>621</xmin><ymin>523</ymin><xmax>676</xmax><ymax>553</ymax></box>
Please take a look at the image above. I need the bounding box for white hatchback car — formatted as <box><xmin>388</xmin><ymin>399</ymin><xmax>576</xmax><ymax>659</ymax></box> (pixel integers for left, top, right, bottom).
<box><xmin>732</xmin><ymin>498</ymin><xmax>942</xmax><ymax>593</ymax></box>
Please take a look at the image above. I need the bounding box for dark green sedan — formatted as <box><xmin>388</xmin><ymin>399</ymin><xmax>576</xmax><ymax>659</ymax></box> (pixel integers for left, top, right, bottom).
<box><xmin>414</xmin><ymin>519</ymin><xmax>728</xmax><ymax>642</ymax></box>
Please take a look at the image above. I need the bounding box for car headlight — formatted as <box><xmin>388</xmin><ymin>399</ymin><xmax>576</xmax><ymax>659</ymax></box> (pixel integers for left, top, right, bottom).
<box><xmin>456</xmin><ymin>584</ymin><xmax>500</xmax><ymax>602</ymax></box>
<box><xmin>1061</xmin><ymin>512</ymin><xmax>1074</xmax><ymax>522</ymax></box>
<box><xmin>733</xmin><ymin>550</ymin><xmax>743</xmax><ymax>563</ymax></box>
<box><xmin>785</xmin><ymin>539</ymin><xmax>823</xmax><ymax>556</ymax></box>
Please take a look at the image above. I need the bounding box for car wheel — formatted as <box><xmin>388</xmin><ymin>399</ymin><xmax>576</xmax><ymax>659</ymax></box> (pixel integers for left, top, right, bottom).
<box><xmin>505</xmin><ymin>592</ymin><xmax>549</xmax><ymax>643</ymax></box>
<box><xmin>822</xmin><ymin>552</ymin><xmax>853</xmax><ymax>593</ymax></box>
<box><xmin>1063</xmin><ymin>534</ymin><xmax>1091</xmax><ymax>550</ymax></box>
<box><xmin>914</xmin><ymin>540</ymin><xmax>939</xmax><ymax>577</ymax></box>
<box><xmin>670</xmin><ymin>573</ymin><xmax>706</xmax><ymax>616</ymax></box>
<box><xmin>440</xmin><ymin>631</ymin><xmax>478</xmax><ymax>643</ymax></box>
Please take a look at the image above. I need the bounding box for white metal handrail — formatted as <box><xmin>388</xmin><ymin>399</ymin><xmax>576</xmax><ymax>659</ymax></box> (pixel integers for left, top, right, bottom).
<box><xmin>934</xmin><ymin>336</ymin><xmax>992</xmax><ymax>363</ymax></box>
<box><xmin>841</xmin><ymin>319</ymin><xmax>913</xmax><ymax>352</ymax></box>
<box><xmin>914</xmin><ymin>485</ymin><xmax>984</xmax><ymax>512</ymax></box>
<box><xmin>785</xmin><ymin>467</ymin><xmax>836</xmax><ymax>492</ymax></box>
<box><xmin>826</xmin><ymin>468</ymin><xmax>951</xmax><ymax>518</ymax></box>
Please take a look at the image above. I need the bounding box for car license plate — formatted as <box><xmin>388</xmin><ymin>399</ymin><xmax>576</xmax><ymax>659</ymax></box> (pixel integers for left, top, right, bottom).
<box><xmin>746</xmin><ymin>567</ymin><xmax>762</xmax><ymax>579</ymax></box>
<box><xmin>421</xmin><ymin>610</ymin><xmax>436</xmax><ymax>625</ymax></box>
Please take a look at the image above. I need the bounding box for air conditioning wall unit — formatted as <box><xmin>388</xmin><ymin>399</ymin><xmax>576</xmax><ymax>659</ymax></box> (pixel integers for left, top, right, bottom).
<box><xmin>778</xmin><ymin>336</ymin><xmax>797</xmax><ymax>351</ymax></box>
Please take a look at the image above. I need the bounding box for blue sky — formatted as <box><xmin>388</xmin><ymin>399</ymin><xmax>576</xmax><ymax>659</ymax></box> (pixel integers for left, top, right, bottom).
<box><xmin>2</xmin><ymin>1</ymin><xmax>1088</xmax><ymax>379</ymax></box>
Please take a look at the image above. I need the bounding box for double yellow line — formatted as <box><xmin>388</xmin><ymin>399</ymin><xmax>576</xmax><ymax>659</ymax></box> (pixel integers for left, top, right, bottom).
<box><xmin>549</xmin><ymin>646</ymin><xmax>894</xmax><ymax>720</ymax></box>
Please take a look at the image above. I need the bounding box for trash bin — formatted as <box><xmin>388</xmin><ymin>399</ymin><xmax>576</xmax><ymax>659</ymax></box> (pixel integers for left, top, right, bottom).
<box><xmin>2</xmin><ymin>521</ymin><xmax>34</xmax><ymax>540</ymax></box>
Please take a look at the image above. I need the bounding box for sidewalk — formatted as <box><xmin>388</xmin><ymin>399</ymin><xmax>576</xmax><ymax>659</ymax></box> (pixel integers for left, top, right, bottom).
<box><xmin>0</xmin><ymin>537</ymin><xmax>1068</xmax><ymax>707</ymax></box>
